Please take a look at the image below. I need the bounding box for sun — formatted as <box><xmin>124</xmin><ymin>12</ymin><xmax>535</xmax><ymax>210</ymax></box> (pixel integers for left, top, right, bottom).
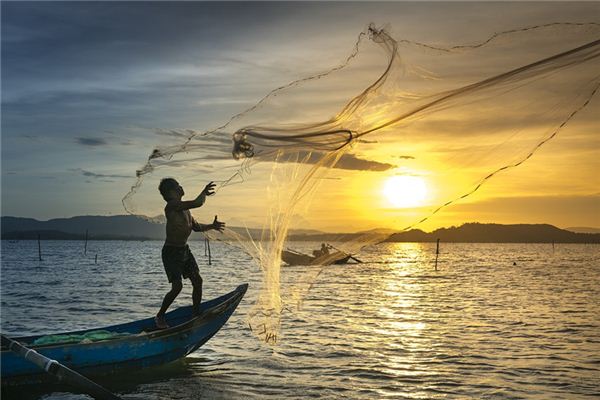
<box><xmin>383</xmin><ymin>176</ymin><xmax>428</xmax><ymax>208</ymax></box>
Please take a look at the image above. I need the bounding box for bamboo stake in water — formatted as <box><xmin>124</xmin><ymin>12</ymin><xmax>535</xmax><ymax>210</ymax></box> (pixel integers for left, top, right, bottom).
<box><xmin>434</xmin><ymin>238</ymin><xmax>440</xmax><ymax>271</ymax></box>
<box><xmin>38</xmin><ymin>234</ymin><xmax>42</xmax><ymax>261</ymax></box>
<box><xmin>84</xmin><ymin>229</ymin><xmax>88</xmax><ymax>255</ymax></box>
<box><xmin>207</xmin><ymin>237</ymin><xmax>212</xmax><ymax>265</ymax></box>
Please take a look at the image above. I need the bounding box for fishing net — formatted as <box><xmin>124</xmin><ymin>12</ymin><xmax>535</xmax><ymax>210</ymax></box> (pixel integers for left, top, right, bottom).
<box><xmin>32</xmin><ymin>330</ymin><xmax>132</xmax><ymax>346</ymax></box>
<box><xmin>123</xmin><ymin>23</ymin><xmax>600</xmax><ymax>343</ymax></box>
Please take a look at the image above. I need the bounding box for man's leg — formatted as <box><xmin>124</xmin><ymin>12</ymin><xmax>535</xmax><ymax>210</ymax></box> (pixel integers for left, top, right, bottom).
<box><xmin>185</xmin><ymin>247</ymin><xmax>203</xmax><ymax>316</ymax></box>
<box><xmin>156</xmin><ymin>280</ymin><xmax>183</xmax><ymax>328</ymax></box>
<box><xmin>190</xmin><ymin>273</ymin><xmax>203</xmax><ymax>316</ymax></box>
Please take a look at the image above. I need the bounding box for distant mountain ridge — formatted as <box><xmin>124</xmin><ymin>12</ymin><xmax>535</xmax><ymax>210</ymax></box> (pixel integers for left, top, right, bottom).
<box><xmin>566</xmin><ymin>227</ymin><xmax>600</xmax><ymax>234</ymax></box>
<box><xmin>0</xmin><ymin>215</ymin><xmax>323</xmax><ymax>241</ymax></box>
<box><xmin>383</xmin><ymin>223</ymin><xmax>599</xmax><ymax>243</ymax></box>
<box><xmin>1</xmin><ymin>216</ymin><xmax>599</xmax><ymax>243</ymax></box>
<box><xmin>1</xmin><ymin>215</ymin><xmax>165</xmax><ymax>239</ymax></box>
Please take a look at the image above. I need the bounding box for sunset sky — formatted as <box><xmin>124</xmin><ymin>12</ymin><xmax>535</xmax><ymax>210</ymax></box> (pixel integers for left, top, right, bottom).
<box><xmin>2</xmin><ymin>2</ymin><xmax>599</xmax><ymax>232</ymax></box>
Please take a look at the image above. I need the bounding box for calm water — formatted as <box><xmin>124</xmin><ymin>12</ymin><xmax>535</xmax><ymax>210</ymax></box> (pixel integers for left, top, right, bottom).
<box><xmin>1</xmin><ymin>240</ymin><xmax>599</xmax><ymax>399</ymax></box>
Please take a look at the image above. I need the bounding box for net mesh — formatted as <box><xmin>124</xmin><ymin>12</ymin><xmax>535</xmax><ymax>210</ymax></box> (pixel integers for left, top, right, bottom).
<box><xmin>123</xmin><ymin>22</ymin><xmax>600</xmax><ymax>343</ymax></box>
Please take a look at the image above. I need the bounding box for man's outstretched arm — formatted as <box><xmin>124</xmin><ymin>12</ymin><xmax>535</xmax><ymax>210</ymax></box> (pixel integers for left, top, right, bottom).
<box><xmin>193</xmin><ymin>215</ymin><xmax>225</xmax><ymax>232</ymax></box>
<box><xmin>166</xmin><ymin>182</ymin><xmax>216</xmax><ymax>212</ymax></box>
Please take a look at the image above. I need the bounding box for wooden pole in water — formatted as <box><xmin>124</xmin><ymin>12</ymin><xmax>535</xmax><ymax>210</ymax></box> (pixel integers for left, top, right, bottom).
<box><xmin>1</xmin><ymin>335</ymin><xmax>122</xmax><ymax>400</ymax></box>
<box><xmin>84</xmin><ymin>229</ymin><xmax>88</xmax><ymax>255</ymax></box>
<box><xmin>207</xmin><ymin>237</ymin><xmax>212</xmax><ymax>265</ymax></box>
<box><xmin>434</xmin><ymin>238</ymin><xmax>440</xmax><ymax>271</ymax></box>
<box><xmin>37</xmin><ymin>234</ymin><xmax>42</xmax><ymax>261</ymax></box>
<box><xmin>95</xmin><ymin>254</ymin><xmax>98</xmax><ymax>264</ymax></box>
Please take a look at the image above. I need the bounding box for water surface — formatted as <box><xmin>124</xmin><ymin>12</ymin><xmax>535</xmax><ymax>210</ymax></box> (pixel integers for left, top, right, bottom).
<box><xmin>1</xmin><ymin>240</ymin><xmax>599</xmax><ymax>399</ymax></box>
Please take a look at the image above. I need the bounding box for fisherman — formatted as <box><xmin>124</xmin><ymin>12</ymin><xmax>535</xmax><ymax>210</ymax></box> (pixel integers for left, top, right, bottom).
<box><xmin>313</xmin><ymin>243</ymin><xmax>330</xmax><ymax>258</ymax></box>
<box><xmin>155</xmin><ymin>178</ymin><xmax>225</xmax><ymax>329</ymax></box>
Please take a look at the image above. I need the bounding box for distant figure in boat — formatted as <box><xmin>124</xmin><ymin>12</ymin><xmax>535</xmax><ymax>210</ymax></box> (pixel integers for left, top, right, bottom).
<box><xmin>313</xmin><ymin>243</ymin><xmax>330</xmax><ymax>258</ymax></box>
<box><xmin>155</xmin><ymin>178</ymin><xmax>225</xmax><ymax>329</ymax></box>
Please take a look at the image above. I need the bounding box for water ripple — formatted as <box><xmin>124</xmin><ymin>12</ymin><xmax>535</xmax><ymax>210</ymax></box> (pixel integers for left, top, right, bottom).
<box><xmin>1</xmin><ymin>241</ymin><xmax>599</xmax><ymax>399</ymax></box>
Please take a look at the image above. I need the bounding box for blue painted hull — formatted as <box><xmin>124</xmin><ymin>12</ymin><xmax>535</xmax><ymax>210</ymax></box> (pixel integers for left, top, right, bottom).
<box><xmin>1</xmin><ymin>284</ymin><xmax>248</xmax><ymax>386</ymax></box>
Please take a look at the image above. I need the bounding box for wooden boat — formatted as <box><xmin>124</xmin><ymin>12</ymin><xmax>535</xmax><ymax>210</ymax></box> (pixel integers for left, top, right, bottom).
<box><xmin>1</xmin><ymin>283</ymin><xmax>248</xmax><ymax>386</ymax></box>
<box><xmin>281</xmin><ymin>249</ymin><xmax>351</xmax><ymax>266</ymax></box>
<box><xmin>281</xmin><ymin>250</ymin><xmax>314</xmax><ymax>265</ymax></box>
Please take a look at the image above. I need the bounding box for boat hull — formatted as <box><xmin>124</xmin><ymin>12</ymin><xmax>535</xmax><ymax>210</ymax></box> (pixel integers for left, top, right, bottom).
<box><xmin>281</xmin><ymin>250</ymin><xmax>351</xmax><ymax>266</ymax></box>
<box><xmin>281</xmin><ymin>250</ymin><xmax>314</xmax><ymax>265</ymax></box>
<box><xmin>1</xmin><ymin>284</ymin><xmax>248</xmax><ymax>386</ymax></box>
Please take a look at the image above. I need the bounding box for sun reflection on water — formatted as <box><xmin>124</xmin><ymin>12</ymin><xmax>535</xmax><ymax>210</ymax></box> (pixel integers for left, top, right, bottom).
<box><xmin>371</xmin><ymin>243</ymin><xmax>441</xmax><ymax>382</ymax></box>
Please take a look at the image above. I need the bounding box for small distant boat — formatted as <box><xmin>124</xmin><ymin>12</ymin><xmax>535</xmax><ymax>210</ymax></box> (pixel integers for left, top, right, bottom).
<box><xmin>281</xmin><ymin>249</ymin><xmax>352</xmax><ymax>266</ymax></box>
<box><xmin>1</xmin><ymin>284</ymin><xmax>248</xmax><ymax>386</ymax></box>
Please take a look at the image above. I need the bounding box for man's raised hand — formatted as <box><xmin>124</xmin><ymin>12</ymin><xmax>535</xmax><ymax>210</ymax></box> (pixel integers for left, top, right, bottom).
<box><xmin>212</xmin><ymin>215</ymin><xmax>225</xmax><ymax>232</ymax></box>
<box><xmin>202</xmin><ymin>181</ymin><xmax>216</xmax><ymax>196</ymax></box>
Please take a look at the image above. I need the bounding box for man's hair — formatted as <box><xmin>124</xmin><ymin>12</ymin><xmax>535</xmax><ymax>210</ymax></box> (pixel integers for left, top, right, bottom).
<box><xmin>158</xmin><ymin>178</ymin><xmax>179</xmax><ymax>201</ymax></box>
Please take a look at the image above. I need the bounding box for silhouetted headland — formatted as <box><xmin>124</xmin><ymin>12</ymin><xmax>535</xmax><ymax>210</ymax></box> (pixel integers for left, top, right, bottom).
<box><xmin>1</xmin><ymin>216</ymin><xmax>599</xmax><ymax>243</ymax></box>
<box><xmin>382</xmin><ymin>223</ymin><xmax>599</xmax><ymax>243</ymax></box>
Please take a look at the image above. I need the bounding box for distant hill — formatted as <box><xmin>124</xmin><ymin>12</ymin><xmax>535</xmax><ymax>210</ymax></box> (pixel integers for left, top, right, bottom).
<box><xmin>2</xmin><ymin>217</ymin><xmax>599</xmax><ymax>243</ymax></box>
<box><xmin>1</xmin><ymin>230</ymin><xmax>150</xmax><ymax>241</ymax></box>
<box><xmin>0</xmin><ymin>215</ymin><xmax>324</xmax><ymax>241</ymax></box>
<box><xmin>288</xmin><ymin>223</ymin><xmax>600</xmax><ymax>243</ymax></box>
<box><xmin>566</xmin><ymin>227</ymin><xmax>600</xmax><ymax>234</ymax></box>
<box><xmin>1</xmin><ymin>215</ymin><xmax>165</xmax><ymax>240</ymax></box>
<box><xmin>384</xmin><ymin>223</ymin><xmax>600</xmax><ymax>243</ymax></box>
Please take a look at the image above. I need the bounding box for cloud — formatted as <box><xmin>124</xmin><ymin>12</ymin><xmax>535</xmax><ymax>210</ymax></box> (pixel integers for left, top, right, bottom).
<box><xmin>261</xmin><ymin>151</ymin><xmax>395</xmax><ymax>171</ymax></box>
<box><xmin>76</xmin><ymin>137</ymin><xmax>108</xmax><ymax>147</ymax></box>
<box><xmin>336</xmin><ymin>153</ymin><xmax>396</xmax><ymax>171</ymax></box>
<box><xmin>71</xmin><ymin>168</ymin><xmax>130</xmax><ymax>179</ymax></box>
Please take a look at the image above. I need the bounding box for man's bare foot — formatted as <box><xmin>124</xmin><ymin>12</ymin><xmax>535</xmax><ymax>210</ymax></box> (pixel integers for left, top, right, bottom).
<box><xmin>155</xmin><ymin>314</ymin><xmax>169</xmax><ymax>329</ymax></box>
